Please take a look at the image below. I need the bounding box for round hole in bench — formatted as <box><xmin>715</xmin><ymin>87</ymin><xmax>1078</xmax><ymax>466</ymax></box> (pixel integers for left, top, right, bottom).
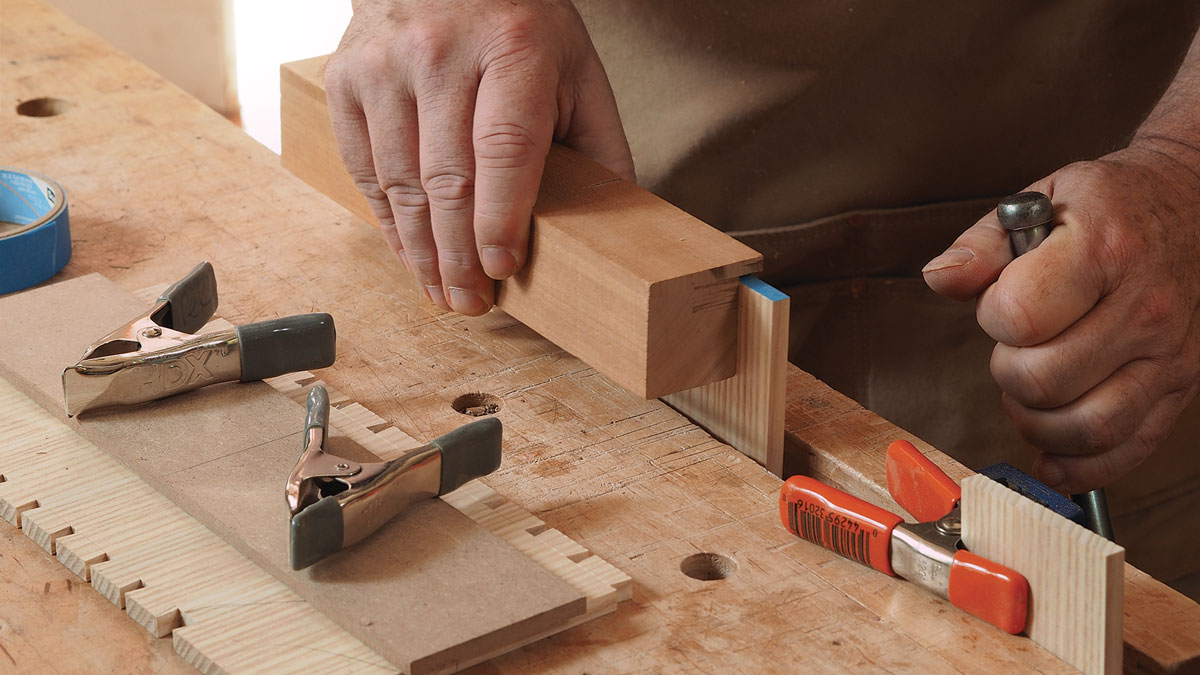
<box><xmin>451</xmin><ymin>392</ymin><xmax>503</xmax><ymax>417</ymax></box>
<box><xmin>17</xmin><ymin>97</ymin><xmax>71</xmax><ymax>117</ymax></box>
<box><xmin>680</xmin><ymin>552</ymin><xmax>737</xmax><ymax>581</ymax></box>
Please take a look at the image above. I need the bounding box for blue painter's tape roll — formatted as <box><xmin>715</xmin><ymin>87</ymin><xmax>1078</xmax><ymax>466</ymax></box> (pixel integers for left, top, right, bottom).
<box><xmin>0</xmin><ymin>167</ymin><xmax>71</xmax><ymax>295</ymax></box>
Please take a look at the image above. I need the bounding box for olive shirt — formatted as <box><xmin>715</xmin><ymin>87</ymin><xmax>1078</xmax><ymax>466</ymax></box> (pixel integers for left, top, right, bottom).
<box><xmin>573</xmin><ymin>0</ymin><xmax>1200</xmax><ymax>596</ymax></box>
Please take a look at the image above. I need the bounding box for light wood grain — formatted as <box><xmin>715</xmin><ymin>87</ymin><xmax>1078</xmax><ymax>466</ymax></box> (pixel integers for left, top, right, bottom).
<box><xmin>666</xmin><ymin>277</ymin><xmax>789</xmax><ymax>475</ymax></box>
<box><xmin>280</xmin><ymin>56</ymin><xmax>763</xmax><ymax>400</ymax></box>
<box><xmin>962</xmin><ymin>476</ymin><xmax>1125</xmax><ymax>674</ymax></box>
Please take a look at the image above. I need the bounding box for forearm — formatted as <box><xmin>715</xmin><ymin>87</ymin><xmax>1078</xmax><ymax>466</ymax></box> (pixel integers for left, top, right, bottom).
<box><xmin>1132</xmin><ymin>27</ymin><xmax>1200</xmax><ymax>170</ymax></box>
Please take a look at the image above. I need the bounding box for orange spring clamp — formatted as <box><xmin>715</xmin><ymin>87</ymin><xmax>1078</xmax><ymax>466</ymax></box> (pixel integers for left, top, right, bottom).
<box><xmin>779</xmin><ymin>440</ymin><xmax>1028</xmax><ymax>634</ymax></box>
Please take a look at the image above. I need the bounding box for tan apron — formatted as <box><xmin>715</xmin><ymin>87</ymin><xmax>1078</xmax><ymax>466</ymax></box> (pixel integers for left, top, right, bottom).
<box><xmin>575</xmin><ymin>0</ymin><xmax>1200</xmax><ymax>596</ymax></box>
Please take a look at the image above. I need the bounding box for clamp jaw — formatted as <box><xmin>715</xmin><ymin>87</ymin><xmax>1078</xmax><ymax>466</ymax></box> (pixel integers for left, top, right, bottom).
<box><xmin>62</xmin><ymin>262</ymin><xmax>336</xmax><ymax>416</ymax></box>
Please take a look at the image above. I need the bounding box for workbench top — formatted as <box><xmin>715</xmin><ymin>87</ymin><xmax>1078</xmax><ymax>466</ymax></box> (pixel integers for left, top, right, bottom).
<box><xmin>1</xmin><ymin>2</ymin><xmax>1196</xmax><ymax>673</ymax></box>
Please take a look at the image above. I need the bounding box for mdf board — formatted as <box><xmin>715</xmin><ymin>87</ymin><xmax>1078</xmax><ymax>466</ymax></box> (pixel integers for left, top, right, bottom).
<box><xmin>0</xmin><ymin>273</ymin><xmax>587</xmax><ymax>674</ymax></box>
<box><xmin>0</xmin><ymin>367</ymin><xmax>630</xmax><ymax>673</ymax></box>
<box><xmin>280</xmin><ymin>56</ymin><xmax>763</xmax><ymax>400</ymax></box>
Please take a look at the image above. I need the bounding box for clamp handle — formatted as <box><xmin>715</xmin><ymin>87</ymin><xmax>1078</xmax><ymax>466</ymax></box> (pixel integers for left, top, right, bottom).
<box><xmin>779</xmin><ymin>475</ymin><xmax>901</xmax><ymax>575</ymax></box>
<box><xmin>431</xmin><ymin>416</ymin><xmax>503</xmax><ymax>495</ymax></box>
<box><xmin>236</xmin><ymin>313</ymin><xmax>337</xmax><ymax>382</ymax></box>
<box><xmin>155</xmin><ymin>261</ymin><xmax>218</xmax><ymax>334</ymax></box>
<box><xmin>304</xmin><ymin>385</ymin><xmax>330</xmax><ymax>438</ymax></box>
<box><xmin>885</xmin><ymin>440</ymin><xmax>961</xmax><ymax>522</ymax></box>
<box><xmin>948</xmin><ymin>550</ymin><xmax>1029</xmax><ymax>635</ymax></box>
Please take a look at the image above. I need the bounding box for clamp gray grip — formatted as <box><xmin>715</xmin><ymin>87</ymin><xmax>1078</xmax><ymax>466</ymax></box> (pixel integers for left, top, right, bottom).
<box><xmin>289</xmin><ymin>496</ymin><xmax>343</xmax><ymax>571</ymax></box>
<box><xmin>236</xmin><ymin>313</ymin><xmax>336</xmax><ymax>382</ymax></box>
<box><xmin>305</xmin><ymin>385</ymin><xmax>330</xmax><ymax>437</ymax></box>
<box><xmin>431</xmin><ymin>417</ymin><xmax>503</xmax><ymax>496</ymax></box>
<box><xmin>156</xmin><ymin>262</ymin><xmax>218</xmax><ymax>334</ymax></box>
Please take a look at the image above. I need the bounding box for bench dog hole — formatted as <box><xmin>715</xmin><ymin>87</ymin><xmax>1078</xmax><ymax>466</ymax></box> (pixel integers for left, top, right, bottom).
<box><xmin>680</xmin><ymin>552</ymin><xmax>737</xmax><ymax>581</ymax></box>
<box><xmin>16</xmin><ymin>97</ymin><xmax>71</xmax><ymax>117</ymax></box>
<box><xmin>451</xmin><ymin>392</ymin><xmax>503</xmax><ymax>417</ymax></box>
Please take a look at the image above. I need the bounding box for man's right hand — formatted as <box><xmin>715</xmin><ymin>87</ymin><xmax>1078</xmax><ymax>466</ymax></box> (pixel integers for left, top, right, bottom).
<box><xmin>325</xmin><ymin>0</ymin><xmax>635</xmax><ymax>315</ymax></box>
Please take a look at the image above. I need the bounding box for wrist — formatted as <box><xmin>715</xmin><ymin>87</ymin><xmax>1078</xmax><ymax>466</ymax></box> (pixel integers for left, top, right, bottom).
<box><xmin>1127</xmin><ymin>132</ymin><xmax>1200</xmax><ymax>182</ymax></box>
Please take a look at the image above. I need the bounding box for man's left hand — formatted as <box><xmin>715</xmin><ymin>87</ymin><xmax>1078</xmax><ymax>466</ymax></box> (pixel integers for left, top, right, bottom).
<box><xmin>923</xmin><ymin>144</ymin><xmax>1200</xmax><ymax>492</ymax></box>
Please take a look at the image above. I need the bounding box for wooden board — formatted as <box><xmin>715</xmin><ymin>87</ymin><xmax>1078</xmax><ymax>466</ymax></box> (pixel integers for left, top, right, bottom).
<box><xmin>0</xmin><ymin>273</ymin><xmax>592</xmax><ymax>674</ymax></box>
<box><xmin>4</xmin><ymin>2</ymin><xmax>1198</xmax><ymax>672</ymax></box>
<box><xmin>280</xmin><ymin>56</ymin><xmax>763</xmax><ymax>400</ymax></box>
<box><xmin>962</xmin><ymin>475</ymin><xmax>1124</xmax><ymax>675</ymax></box>
<box><xmin>666</xmin><ymin>276</ymin><xmax>789</xmax><ymax>475</ymax></box>
<box><xmin>0</xmin><ymin>507</ymin><xmax>195</xmax><ymax>674</ymax></box>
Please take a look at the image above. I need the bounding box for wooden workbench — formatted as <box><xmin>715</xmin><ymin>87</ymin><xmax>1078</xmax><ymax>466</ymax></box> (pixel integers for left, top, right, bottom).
<box><xmin>2</xmin><ymin>2</ymin><xmax>1198</xmax><ymax>673</ymax></box>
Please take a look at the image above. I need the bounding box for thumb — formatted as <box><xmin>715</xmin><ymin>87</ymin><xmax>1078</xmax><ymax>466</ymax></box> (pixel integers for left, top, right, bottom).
<box><xmin>922</xmin><ymin>206</ymin><xmax>1015</xmax><ymax>302</ymax></box>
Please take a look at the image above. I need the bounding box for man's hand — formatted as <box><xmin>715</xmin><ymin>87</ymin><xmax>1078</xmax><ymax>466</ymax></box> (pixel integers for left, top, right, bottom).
<box><xmin>923</xmin><ymin>144</ymin><xmax>1200</xmax><ymax>492</ymax></box>
<box><xmin>325</xmin><ymin>0</ymin><xmax>634</xmax><ymax>315</ymax></box>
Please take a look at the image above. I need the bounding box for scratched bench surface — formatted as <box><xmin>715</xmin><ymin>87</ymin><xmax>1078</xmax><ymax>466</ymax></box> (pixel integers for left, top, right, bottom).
<box><xmin>0</xmin><ymin>1</ymin><xmax>1097</xmax><ymax>672</ymax></box>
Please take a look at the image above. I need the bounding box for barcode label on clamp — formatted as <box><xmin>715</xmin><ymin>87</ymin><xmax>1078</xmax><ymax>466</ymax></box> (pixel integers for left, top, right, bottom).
<box><xmin>788</xmin><ymin>500</ymin><xmax>873</xmax><ymax>568</ymax></box>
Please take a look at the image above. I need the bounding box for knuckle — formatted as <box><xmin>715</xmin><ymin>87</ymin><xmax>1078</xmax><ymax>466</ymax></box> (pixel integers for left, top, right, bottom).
<box><xmin>1074</xmin><ymin>399</ymin><xmax>1136</xmax><ymax>451</ymax></box>
<box><xmin>381</xmin><ymin>179</ymin><xmax>430</xmax><ymax>217</ymax></box>
<box><xmin>1092</xmin><ymin>228</ymin><xmax>1138</xmax><ymax>273</ymax></box>
<box><xmin>350</xmin><ymin>176</ymin><xmax>387</xmax><ymax>203</ymax></box>
<box><xmin>422</xmin><ymin>171</ymin><xmax>475</xmax><ymax>209</ymax></box>
<box><xmin>322</xmin><ymin>61</ymin><xmax>349</xmax><ymax>93</ymax></box>
<box><xmin>348</xmin><ymin>177</ymin><xmax>398</xmax><ymax>224</ymax></box>
<box><xmin>403</xmin><ymin>246</ymin><xmax>438</xmax><ymax>267</ymax></box>
<box><xmin>403</xmin><ymin>251</ymin><xmax>440</xmax><ymax>281</ymax></box>
<box><xmin>1133</xmin><ymin>285</ymin><xmax>1179</xmax><ymax>335</ymax></box>
<box><xmin>482</xmin><ymin>12</ymin><xmax>545</xmax><ymax>62</ymax></box>
<box><xmin>406</xmin><ymin>20</ymin><xmax>457</xmax><ymax>68</ymax></box>
<box><xmin>340</xmin><ymin>39</ymin><xmax>398</xmax><ymax>89</ymax></box>
<box><xmin>475</xmin><ymin>122</ymin><xmax>541</xmax><ymax>169</ymax></box>
<box><xmin>987</xmin><ymin>286</ymin><xmax>1041</xmax><ymax>346</ymax></box>
<box><xmin>1013</xmin><ymin>358</ymin><xmax>1059</xmax><ymax>409</ymax></box>
<box><xmin>1072</xmin><ymin>405</ymin><xmax>1121</xmax><ymax>451</ymax></box>
<box><xmin>438</xmin><ymin>245</ymin><xmax>478</xmax><ymax>271</ymax></box>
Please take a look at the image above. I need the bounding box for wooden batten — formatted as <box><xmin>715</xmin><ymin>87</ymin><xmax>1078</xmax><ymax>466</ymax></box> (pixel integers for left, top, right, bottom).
<box><xmin>962</xmin><ymin>475</ymin><xmax>1124</xmax><ymax>675</ymax></box>
<box><xmin>280</xmin><ymin>56</ymin><xmax>762</xmax><ymax>400</ymax></box>
<box><xmin>666</xmin><ymin>277</ymin><xmax>789</xmax><ymax>476</ymax></box>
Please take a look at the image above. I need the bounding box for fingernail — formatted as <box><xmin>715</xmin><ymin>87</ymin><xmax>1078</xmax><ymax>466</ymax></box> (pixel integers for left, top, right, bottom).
<box><xmin>448</xmin><ymin>286</ymin><xmax>490</xmax><ymax>315</ymax></box>
<box><xmin>1035</xmin><ymin>459</ymin><xmax>1066</xmax><ymax>489</ymax></box>
<box><xmin>480</xmin><ymin>246</ymin><xmax>519</xmax><ymax>280</ymax></box>
<box><xmin>425</xmin><ymin>285</ymin><xmax>449</xmax><ymax>311</ymax></box>
<box><xmin>921</xmin><ymin>248</ymin><xmax>975</xmax><ymax>273</ymax></box>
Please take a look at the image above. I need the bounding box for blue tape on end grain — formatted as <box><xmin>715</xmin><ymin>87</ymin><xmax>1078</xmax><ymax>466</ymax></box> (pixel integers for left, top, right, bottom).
<box><xmin>0</xmin><ymin>167</ymin><xmax>71</xmax><ymax>296</ymax></box>
<box><xmin>740</xmin><ymin>275</ymin><xmax>788</xmax><ymax>302</ymax></box>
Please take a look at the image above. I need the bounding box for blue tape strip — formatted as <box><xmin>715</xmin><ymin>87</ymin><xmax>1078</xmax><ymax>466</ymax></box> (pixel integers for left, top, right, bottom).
<box><xmin>0</xmin><ymin>167</ymin><xmax>71</xmax><ymax>295</ymax></box>
<box><xmin>740</xmin><ymin>275</ymin><xmax>789</xmax><ymax>302</ymax></box>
